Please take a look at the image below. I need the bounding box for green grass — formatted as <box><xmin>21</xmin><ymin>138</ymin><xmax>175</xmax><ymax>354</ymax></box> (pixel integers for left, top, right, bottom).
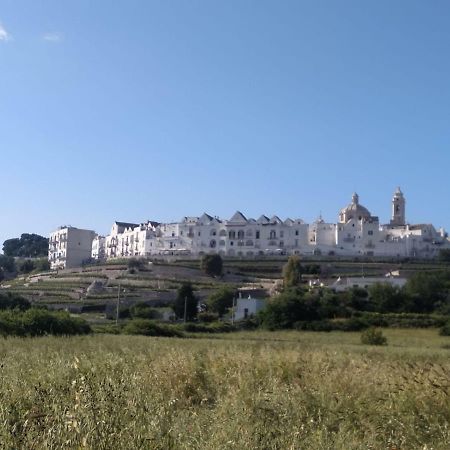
<box><xmin>0</xmin><ymin>329</ymin><xmax>449</xmax><ymax>448</ymax></box>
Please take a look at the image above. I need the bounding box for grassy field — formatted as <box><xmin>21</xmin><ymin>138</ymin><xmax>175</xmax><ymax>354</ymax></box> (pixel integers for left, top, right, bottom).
<box><xmin>0</xmin><ymin>329</ymin><xmax>449</xmax><ymax>449</ymax></box>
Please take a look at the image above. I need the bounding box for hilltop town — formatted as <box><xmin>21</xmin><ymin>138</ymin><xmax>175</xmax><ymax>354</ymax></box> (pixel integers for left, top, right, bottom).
<box><xmin>49</xmin><ymin>188</ymin><xmax>449</xmax><ymax>270</ymax></box>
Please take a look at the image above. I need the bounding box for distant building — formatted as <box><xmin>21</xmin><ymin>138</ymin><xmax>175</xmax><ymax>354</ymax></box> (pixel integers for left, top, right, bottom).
<box><xmin>331</xmin><ymin>276</ymin><xmax>407</xmax><ymax>292</ymax></box>
<box><xmin>234</xmin><ymin>297</ymin><xmax>266</xmax><ymax>321</ymax></box>
<box><xmin>92</xmin><ymin>188</ymin><xmax>449</xmax><ymax>260</ymax></box>
<box><xmin>48</xmin><ymin>226</ymin><xmax>96</xmax><ymax>269</ymax></box>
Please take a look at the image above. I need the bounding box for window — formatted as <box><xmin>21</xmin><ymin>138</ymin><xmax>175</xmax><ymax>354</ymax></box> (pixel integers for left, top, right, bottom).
<box><xmin>229</xmin><ymin>231</ymin><xmax>236</xmax><ymax>239</ymax></box>
<box><xmin>280</xmin><ymin>231</ymin><xmax>284</xmax><ymax>238</ymax></box>
<box><xmin>198</xmin><ymin>232</ymin><xmax>201</xmax><ymax>236</ymax></box>
<box><xmin>270</xmin><ymin>230</ymin><xmax>276</xmax><ymax>239</ymax></box>
<box><xmin>295</xmin><ymin>230</ymin><xmax>299</xmax><ymax>236</ymax></box>
<box><xmin>255</xmin><ymin>231</ymin><xmax>260</xmax><ymax>239</ymax></box>
<box><xmin>368</xmin><ymin>230</ymin><xmax>373</xmax><ymax>235</ymax></box>
<box><xmin>237</xmin><ymin>230</ymin><xmax>244</xmax><ymax>239</ymax></box>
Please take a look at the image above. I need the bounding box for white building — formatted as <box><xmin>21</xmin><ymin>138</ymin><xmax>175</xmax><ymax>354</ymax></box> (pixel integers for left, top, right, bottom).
<box><xmin>331</xmin><ymin>276</ymin><xmax>407</xmax><ymax>292</ymax></box>
<box><xmin>87</xmin><ymin>188</ymin><xmax>450</xmax><ymax>262</ymax></box>
<box><xmin>48</xmin><ymin>226</ymin><xmax>96</xmax><ymax>269</ymax></box>
<box><xmin>234</xmin><ymin>297</ymin><xmax>266</xmax><ymax>321</ymax></box>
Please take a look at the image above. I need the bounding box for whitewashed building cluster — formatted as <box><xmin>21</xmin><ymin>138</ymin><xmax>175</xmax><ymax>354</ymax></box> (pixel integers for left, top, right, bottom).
<box><xmin>49</xmin><ymin>188</ymin><xmax>450</xmax><ymax>268</ymax></box>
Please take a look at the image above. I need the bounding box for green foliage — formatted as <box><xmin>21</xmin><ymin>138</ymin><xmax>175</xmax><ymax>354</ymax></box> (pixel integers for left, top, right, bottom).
<box><xmin>2</xmin><ymin>233</ymin><xmax>48</xmax><ymax>257</ymax></box>
<box><xmin>127</xmin><ymin>258</ymin><xmax>145</xmax><ymax>271</ymax></box>
<box><xmin>368</xmin><ymin>283</ymin><xmax>406</xmax><ymax>313</ymax></box>
<box><xmin>197</xmin><ymin>311</ymin><xmax>219</xmax><ymax>322</ymax></box>
<box><xmin>0</xmin><ymin>255</ymin><xmax>16</xmax><ymax>273</ymax></box>
<box><xmin>259</xmin><ymin>289</ymin><xmax>320</xmax><ymax>329</ymax></box>
<box><xmin>361</xmin><ymin>327</ymin><xmax>387</xmax><ymax>346</ymax></box>
<box><xmin>18</xmin><ymin>259</ymin><xmax>35</xmax><ymax>274</ymax></box>
<box><xmin>404</xmin><ymin>272</ymin><xmax>447</xmax><ymax>313</ymax></box>
<box><xmin>207</xmin><ymin>287</ymin><xmax>234</xmax><ymax>317</ymax></box>
<box><xmin>440</xmin><ymin>320</ymin><xmax>450</xmax><ymax>336</ymax></box>
<box><xmin>200</xmin><ymin>254</ymin><xmax>223</xmax><ymax>277</ymax></box>
<box><xmin>0</xmin><ymin>309</ymin><xmax>91</xmax><ymax>337</ymax></box>
<box><xmin>0</xmin><ymin>330</ymin><xmax>448</xmax><ymax>448</ymax></box>
<box><xmin>178</xmin><ymin>322</ymin><xmax>235</xmax><ymax>333</ymax></box>
<box><xmin>282</xmin><ymin>256</ymin><xmax>303</xmax><ymax>288</ymax></box>
<box><xmin>35</xmin><ymin>258</ymin><xmax>51</xmax><ymax>272</ymax></box>
<box><xmin>123</xmin><ymin>320</ymin><xmax>183</xmax><ymax>337</ymax></box>
<box><xmin>172</xmin><ymin>283</ymin><xmax>198</xmax><ymax>321</ymax></box>
<box><xmin>130</xmin><ymin>303</ymin><xmax>162</xmax><ymax>320</ymax></box>
<box><xmin>0</xmin><ymin>292</ymin><xmax>31</xmax><ymax>311</ymax></box>
<box><xmin>438</xmin><ymin>248</ymin><xmax>450</xmax><ymax>262</ymax></box>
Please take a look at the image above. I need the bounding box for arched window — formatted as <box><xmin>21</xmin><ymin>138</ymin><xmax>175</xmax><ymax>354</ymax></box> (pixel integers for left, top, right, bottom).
<box><xmin>210</xmin><ymin>229</ymin><xmax>216</xmax><ymax>236</ymax></box>
<box><xmin>219</xmin><ymin>229</ymin><xmax>227</xmax><ymax>237</ymax></box>
<box><xmin>219</xmin><ymin>240</ymin><xmax>226</xmax><ymax>246</ymax></box>
<box><xmin>237</xmin><ymin>230</ymin><xmax>244</xmax><ymax>239</ymax></box>
<box><xmin>246</xmin><ymin>240</ymin><xmax>254</xmax><ymax>246</ymax></box>
<box><xmin>270</xmin><ymin>230</ymin><xmax>276</xmax><ymax>239</ymax></box>
<box><xmin>210</xmin><ymin>240</ymin><xmax>216</xmax><ymax>248</ymax></box>
<box><xmin>229</xmin><ymin>231</ymin><xmax>236</xmax><ymax>239</ymax></box>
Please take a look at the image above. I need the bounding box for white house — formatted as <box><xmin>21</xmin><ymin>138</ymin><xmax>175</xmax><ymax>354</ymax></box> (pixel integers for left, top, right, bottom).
<box><xmin>234</xmin><ymin>297</ymin><xmax>266</xmax><ymax>321</ymax></box>
<box><xmin>331</xmin><ymin>276</ymin><xmax>408</xmax><ymax>292</ymax></box>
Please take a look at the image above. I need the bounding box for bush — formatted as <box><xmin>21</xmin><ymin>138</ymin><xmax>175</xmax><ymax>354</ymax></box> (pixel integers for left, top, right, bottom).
<box><xmin>361</xmin><ymin>327</ymin><xmax>387</xmax><ymax>346</ymax></box>
<box><xmin>0</xmin><ymin>309</ymin><xmax>91</xmax><ymax>337</ymax></box>
<box><xmin>18</xmin><ymin>259</ymin><xmax>35</xmax><ymax>274</ymax></box>
<box><xmin>440</xmin><ymin>320</ymin><xmax>450</xmax><ymax>336</ymax></box>
<box><xmin>200</xmin><ymin>254</ymin><xmax>223</xmax><ymax>277</ymax></box>
<box><xmin>123</xmin><ymin>320</ymin><xmax>183</xmax><ymax>337</ymax></box>
<box><xmin>127</xmin><ymin>258</ymin><xmax>145</xmax><ymax>271</ymax></box>
<box><xmin>197</xmin><ymin>311</ymin><xmax>219</xmax><ymax>323</ymax></box>
<box><xmin>0</xmin><ymin>292</ymin><xmax>31</xmax><ymax>311</ymax></box>
<box><xmin>178</xmin><ymin>322</ymin><xmax>235</xmax><ymax>333</ymax></box>
<box><xmin>130</xmin><ymin>303</ymin><xmax>162</xmax><ymax>320</ymax></box>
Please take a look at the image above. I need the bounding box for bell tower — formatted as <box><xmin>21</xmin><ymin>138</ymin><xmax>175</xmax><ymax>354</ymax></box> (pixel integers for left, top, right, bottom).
<box><xmin>390</xmin><ymin>187</ymin><xmax>406</xmax><ymax>226</ymax></box>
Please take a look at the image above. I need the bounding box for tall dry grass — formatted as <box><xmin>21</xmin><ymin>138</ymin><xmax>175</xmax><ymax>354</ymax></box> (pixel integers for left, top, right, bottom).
<box><xmin>0</xmin><ymin>330</ymin><xmax>449</xmax><ymax>449</ymax></box>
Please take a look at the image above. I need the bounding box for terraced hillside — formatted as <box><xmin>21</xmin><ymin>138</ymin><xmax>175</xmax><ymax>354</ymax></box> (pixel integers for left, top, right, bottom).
<box><xmin>1</xmin><ymin>257</ymin><xmax>448</xmax><ymax>326</ymax></box>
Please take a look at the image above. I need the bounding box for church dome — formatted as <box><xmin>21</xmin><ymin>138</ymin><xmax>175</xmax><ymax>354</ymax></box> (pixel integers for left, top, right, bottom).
<box><xmin>339</xmin><ymin>193</ymin><xmax>371</xmax><ymax>223</ymax></box>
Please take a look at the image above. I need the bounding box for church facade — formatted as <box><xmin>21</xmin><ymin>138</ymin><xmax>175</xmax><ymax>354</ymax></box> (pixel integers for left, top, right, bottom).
<box><xmin>92</xmin><ymin>188</ymin><xmax>449</xmax><ymax>260</ymax></box>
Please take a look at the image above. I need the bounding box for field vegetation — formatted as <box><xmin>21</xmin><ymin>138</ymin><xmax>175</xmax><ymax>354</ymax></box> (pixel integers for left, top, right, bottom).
<box><xmin>0</xmin><ymin>330</ymin><xmax>449</xmax><ymax>449</ymax></box>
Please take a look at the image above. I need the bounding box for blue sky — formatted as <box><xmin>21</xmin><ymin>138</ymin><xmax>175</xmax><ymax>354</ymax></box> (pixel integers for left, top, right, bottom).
<box><xmin>1</xmin><ymin>1</ymin><xmax>449</xmax><ymax>246</ymax></box>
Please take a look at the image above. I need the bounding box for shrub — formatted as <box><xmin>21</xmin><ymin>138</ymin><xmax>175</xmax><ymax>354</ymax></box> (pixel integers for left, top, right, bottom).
<box><xmin>207</xmin><ymin>287</ymin><xmax>234</xmax><ymax>317</ymax></box>
<box><xmin>127</xmin><ymin>258</ymin><xmax>145</xmax><ymax>271</ymax></box>
<box><xmin>0</xmin><ymin>309</ymin><xmax>91</xmax><ymax>337</ymax></box>
<box><xmin>18</xmin><ymin>259</ymin><xmax>35</xmax><ymax>274</ymax></box>
<box><xmin>130</xmin><ymin>303</ymin><xmax>163</xmax><ymax>320</ymax></box>
<box><xmin>197</xmin><ymin>311</ymin><xmax>219</xmax><ymax>323</ymax></box>
<box><xmin>200</xmin><ymin>254</ymin><xmax>223</xmax><ymax>277</ymax></box>
<box><xmin>123</xmin><ymin>320</ymin><xmax>183</xmax><ymax>337</ymax></box>
<box><xmin>0</xmin><ymin>292</ymin><xmax>31</xmax><ymax>311</ymax></box>
<box><xmin>361</xmin><ymin>327</ymin><xmax>387</xmax><ymax>346</ymax></box>
<box><xmin>440</xmin><ymin>320</ymin><xmax>450</xmax><ymax>336</ymax></box>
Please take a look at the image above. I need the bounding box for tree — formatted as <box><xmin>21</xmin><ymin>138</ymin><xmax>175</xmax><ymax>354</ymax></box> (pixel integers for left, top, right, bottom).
<box><xmin>368</xmin><ymin>283</ymin><xmax>407</xmax><ymax>313</ymax></box>
<box><xmin>404</xmin><ymin>272</ymin><xmax>446</xmax><ymax>313</ymax></box>
<box><xmin>3</xmin><ymin>233</ymin><xmax>48</xmax><ymax>257</ymax></box>
<box><xmin>282</xmin><ymin>256</ymin><xmax>303</xmax><ymax>289</ymax></box>
<box><xmin>259</xmin><ymin>289</ymin><xmax>320</xmax><ymax>329</ymax></box>
<box><xmin>439</xmin><ymin>249</ymin><xmax>450</xmax><ymax>262</ymax></box>
<box><xmin>128</xmin><ymin>258</ymin><xmax>145</xmax><ymax>271</ymax></box>
<box><xmin>172</xmin><ymin>283</ymin><xmax>198</xmax><ymax>321</ymax></box>
<box><xmin>18</xmin><ymin>259</ymin><xmax>35</xmax><ymax>274</ymax></box>
<box><xmin>200</xmin><ymin>254</ymin><xmax>223</xmax><ymax>277</ymax></box>
<box><xmin>207</xmin><ymin>287</ymin><xmax>235</xmax><ymax>317</ymax></box>
<box><xmin>0</xmin><ymin>255</ymin><xmax>16</xmax><ymax>273</ymax></box>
